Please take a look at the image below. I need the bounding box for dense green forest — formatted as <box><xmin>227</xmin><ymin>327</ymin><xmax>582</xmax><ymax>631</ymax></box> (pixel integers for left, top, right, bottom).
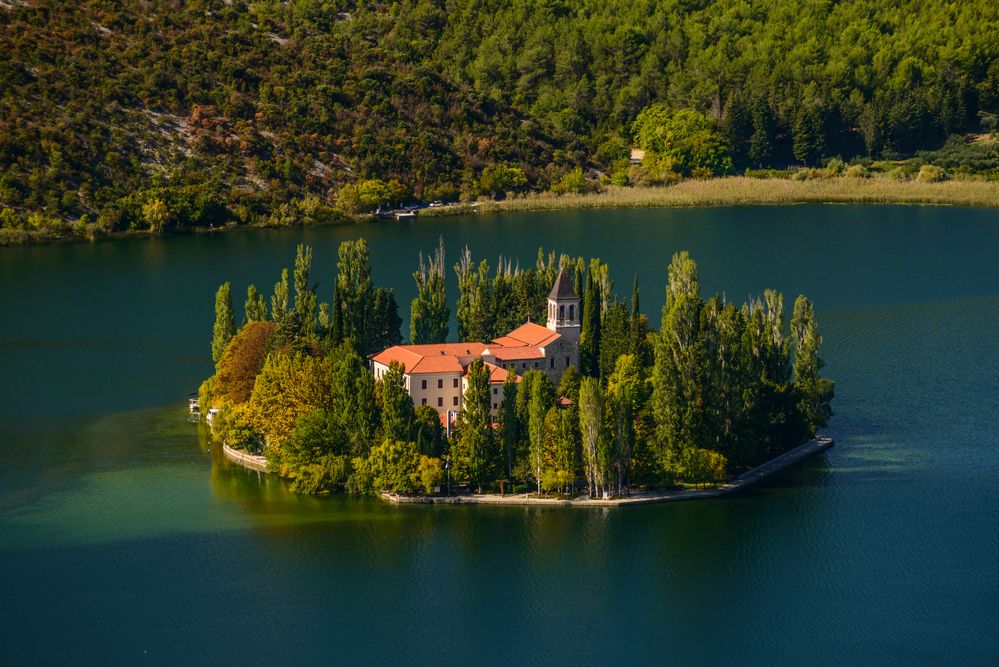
<box><xmin>2</xmin><ymin>0</ymin><xmax>998</xmax><ymax>241</ymax></box>
<box><xmin>204</xmin><ymin>240</ymin><xmax>833</xmax><ymax>497</ymax></box>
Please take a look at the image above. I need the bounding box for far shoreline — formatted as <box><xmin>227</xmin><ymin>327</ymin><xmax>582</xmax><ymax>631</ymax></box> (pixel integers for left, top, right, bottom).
<box><xmin>4</xmin><ymin>175</ymin><xmax>997</xmax><ymax>248</ymax></box>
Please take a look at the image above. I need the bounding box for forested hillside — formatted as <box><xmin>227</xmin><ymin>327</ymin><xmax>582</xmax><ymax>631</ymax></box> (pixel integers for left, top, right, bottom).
<box><xmin>2</xmin><ymin>0</ymin><xmax>997</xmax><ymax>239</ymax></box>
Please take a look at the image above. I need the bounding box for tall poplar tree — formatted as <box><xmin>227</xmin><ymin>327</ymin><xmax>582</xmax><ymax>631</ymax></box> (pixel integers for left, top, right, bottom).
<box><xmin>244</xmin><ymin>284</ymin><xmax>268</xmax><ymax>323</ymax></box>
<box><xmin>453</xmin><ymin>358</ymin><xmax>494</xmax><ymax>492</ymax></box>
<box><xmin>790</xmin><ymin>295</ymin><xmax>835</xmax><ymax>435</ymax></box>
<box><xmin>212</xmin><ymin>281</ymin><xmax>235</xmax><ymax>366</ymax></box>
<box><xmin>498</xmin><ymin>372</ymin><xmax>519</xmax><ymax>479</ymax></box>
<box><xmin>606</xmin><ymin>354</ymin><xmax>645</xmax><ymax>495</ymax></box>
<box><xmin>336</xmin><ymin>239</ymin><xmax>373</xmax><ymax>353</ymax></box>
<box><xmin>329</xmin><ymin>343</ymin><xmax>378</xmax><ymax>457</ymax></box>
<box><xmin>293</xmin><ymin>243</ymin><xmax>317</xmax><ymax>337</ymax></box>
<box><xmin>528</xmin><ymin>372</ymin><xmax>555</xmax><ymax>493</ymax></box>
<box><xmin>410</xmin><ymin>238</ymin><xmax>450</xmax><ymax>344</ymax></box>
<box><xmin>579</xmin><ymin>376</ymin><xmax>605</xmax><ymax>498</ymax></box>
<box><xmin>651</xmin><ymin>251</ymin><xmax>706</xmax><ymax>475</ymax></box>
<box><xmin>270</xmin><ymin>268</ymin><xmax>289</xmax><ymax>322</ymax></box>
<box><xmin>380</xmin><ymin>361</ymin><xmax>415</xmax><ymax>442</ymax></box>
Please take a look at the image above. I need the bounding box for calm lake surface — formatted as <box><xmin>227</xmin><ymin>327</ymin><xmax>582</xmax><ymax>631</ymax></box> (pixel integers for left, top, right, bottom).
<box><xmin>2</xmin><ymin>205</ymin><xmax>998</xmax><ymax>664</ymax></box>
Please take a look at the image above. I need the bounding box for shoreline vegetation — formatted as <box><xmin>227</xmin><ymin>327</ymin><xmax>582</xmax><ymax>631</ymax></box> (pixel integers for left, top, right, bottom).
<box><xmin>218</xmin><ymin>435</ymin><xmax>834</xmax><ymax>507</ymax></box>
<box><xmin>3</xmin><ymin>2</ymin><xmax>998</xmax><ymax>247</ymax></box>
<box><xmin>201</xmin><ymin>239</ymin><xmax>834</xmax><ymax>501</ymax></box>
<box><xmin>4</xmin><ymin>175</ymin><xmax>998</xmax><ymax>248</ymax></box>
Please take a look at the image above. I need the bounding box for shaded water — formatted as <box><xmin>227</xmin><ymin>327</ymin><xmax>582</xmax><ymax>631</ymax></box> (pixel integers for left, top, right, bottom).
<box><xmin>2</xmin><ymin>205</ymin><xmax>998</xmax><ymax>664</ymax></box>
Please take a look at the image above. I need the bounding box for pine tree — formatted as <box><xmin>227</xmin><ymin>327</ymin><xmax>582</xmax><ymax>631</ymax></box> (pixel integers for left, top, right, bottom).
<box><xmin>212</xmin><ymin>281</ymin><xmax>235</xmax><ymax>366</ymax></box>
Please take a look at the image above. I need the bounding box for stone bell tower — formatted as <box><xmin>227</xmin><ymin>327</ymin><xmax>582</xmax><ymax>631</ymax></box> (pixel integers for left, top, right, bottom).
<box><xmin>546</xmin><ymin>267</ymin><xmax>580</xmax><ymax>344</ymax></box>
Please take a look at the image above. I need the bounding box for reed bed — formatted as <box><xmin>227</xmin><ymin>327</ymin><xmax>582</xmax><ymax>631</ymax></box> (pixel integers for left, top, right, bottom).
<box><xmin>459</xmin><ymin>176</ymin><xmax>999</xmax><ymax>214</ymax></box>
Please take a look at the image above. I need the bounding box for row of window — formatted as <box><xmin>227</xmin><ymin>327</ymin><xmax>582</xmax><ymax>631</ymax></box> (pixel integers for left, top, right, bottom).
<box><xmin>421</xmin><ymin>378</ymin><xmax>460</xmax><ymax>390</ymax></box>
<box><xmin>549</xmin><ymin>303</ymin><xmax>576</xmax><ymax>321</ymax></box>
<box><xmin>421</xmin><ymin>396</ymin><xmax>460</xmax><ymax>408</ymax></box>
<box><xmin>497</xmin><ymin>357</ymin><xmax>571</xmax><ymax>371</ymax></box>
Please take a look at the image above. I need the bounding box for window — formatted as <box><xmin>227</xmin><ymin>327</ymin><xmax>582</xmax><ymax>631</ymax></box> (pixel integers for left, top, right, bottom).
<box><xmin>569</xmin><ymin>304</ymin><xmax>575</xmax><ymax>320</ymax></box>
<box><xmin>437</xmin><ymin>397</ymin><xmax>443</xmax><ymax>407</ymax></box>
<box><xmin>566</xmin><ymin>356</ymin><xmax>570</xmax><ymax>367</ymax></box>
<box><xmin>438</xmin><ymin>379</ymin><xmax>443</xmax><ymax>389</ymax></box>
<box><xmin>453</xmin><ymin>396</ymin><xmax>459</xmax><ymax>406</ymax></box>
<box><xmin>492</xmin><ymin>387</ymin><xmax>497</xmax><ymax>395</ymax></box>
<box><xmin>421</xmin><ymin>379</ymin><xmax>427</xmax><ymax>389</ymax></box>
<box><xmin>421</xmin><ymin>398</ymin><xmax>427</xmax><ymax>406</ymax></box>
<box><xmin>550</xmin><ymin>358</ymin><xmax>555</xmax><ymax>368</ymax></box>
<box><xmin>522</xmin><ymin>363</ymin><xmax>526</xmax><ymax>369</ymax></box>
<box><xmin>493</xmin><ymin>403</ymin><xmax>497</xmax><ymax>410</ymax></box>
<box><xmin>559</xmin><ymin>305</ymin><xmax>565</xmax><ymax>320</ymax></box>
<box><xmin>453</xmin><ymin>378</ymin><xmax>459</xmax><ymax>388</ymax></box>
<box><xmin>533</xmin><ymin>361</ymin><xmax>538</xmax><ymax>368</ymax></box>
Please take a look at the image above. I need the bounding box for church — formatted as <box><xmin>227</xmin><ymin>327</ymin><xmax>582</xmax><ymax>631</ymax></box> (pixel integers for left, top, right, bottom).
<box><xmin>370</xmin><ymin>268</ymin><xmax>580</xmax><ymax>416</ymax></box>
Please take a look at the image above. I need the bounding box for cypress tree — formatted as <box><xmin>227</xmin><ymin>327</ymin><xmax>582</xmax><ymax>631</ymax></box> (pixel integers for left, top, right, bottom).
<box><xmin>212</xmin><ymin>281</ymin><xmax>235</xmax><ymax>365</ymax></box>
<box><xmin>579</xmin><ymin>270</ymin><xmax>601</xmax><ymax>376</ymax></box>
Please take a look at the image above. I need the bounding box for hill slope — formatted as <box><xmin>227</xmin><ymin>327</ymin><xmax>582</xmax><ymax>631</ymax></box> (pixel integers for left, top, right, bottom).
<box><xmin>1</xmin><ymin>0</ymin><xmax>997</xmax><ymax>238</ymax></box>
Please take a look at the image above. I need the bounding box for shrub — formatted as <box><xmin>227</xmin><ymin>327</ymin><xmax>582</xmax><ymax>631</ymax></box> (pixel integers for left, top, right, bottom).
<box><xmin>845</xmin><ymin>164</ymin><xmax>869</xmax><ymax>178</ymax></box>
<box><xmin>551</xmin><ymin>167</ymin><xmax>588</xmax><ymax>194</ymax></box>
<box><xmin>825</xmin><ymin>157</ymin><xmax>846</xmax><ymax>175</ymax></box>
<box><xmin>917</xmin><ymin>164</ymin><xmax>947</xmax><ymax>182</ymax></box>
<box><xmin>415</xmin><ymin>455</ymin><xmax>444</xmax><ymax>494</ymax></box>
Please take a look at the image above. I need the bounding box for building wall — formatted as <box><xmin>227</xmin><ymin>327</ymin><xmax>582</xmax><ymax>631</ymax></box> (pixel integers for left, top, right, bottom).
<box><xmin>541</xmin><ymin>338</ymin><xmax>578</xmax><ymax>387</ymax></box>
<box><xmin>408</xmin><ymin>371</ymin><xmax>464</xmax><ymax>412</ymax></box>
<box><xmin>461</xmin><ymin>376</ymin><xmax>509</xmax><ymax>417</ymax></box>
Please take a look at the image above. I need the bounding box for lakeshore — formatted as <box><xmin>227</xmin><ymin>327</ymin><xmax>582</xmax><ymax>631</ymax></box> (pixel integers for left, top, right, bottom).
<box><xmin>219</xmin><ymin>436</ymin><xmax>834</xmax><ymax>508</ymax></box>
<box><xmin>431</xmin><ymin>177</ymin><xmax>999</xmax><ymax>216</ymax></box>
<box><xmin>379</xmin><ymin>436</ymin><xmax>834</xmax><ymax>508</ymax></box>
<box><xmin>4</xmin><ymin>175</ymin><xmax>999</xmax><ymax>248</ymax></box>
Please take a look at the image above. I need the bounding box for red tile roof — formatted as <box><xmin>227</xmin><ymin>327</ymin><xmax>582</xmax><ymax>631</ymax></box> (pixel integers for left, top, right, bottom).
<box><xmin>500</xmin><ymin>322</ymin><xmax>561</xmax><ymax>347</ymax></box>
<box><xmin>489</xmin><ymin>345</ymin><xmax>544</xmax><ymax>361</ymax></box>
<box><xmin>371</xmin><ymin>342</ymin><xmax>488</xmax><ymax>374</ymax></box>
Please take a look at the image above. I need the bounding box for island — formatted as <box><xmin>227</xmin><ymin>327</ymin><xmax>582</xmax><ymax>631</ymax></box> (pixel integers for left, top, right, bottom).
<box><xmin>197</xmin><ymin>238</ymin><xmax>834</xmax><ymax>505</ymax></box>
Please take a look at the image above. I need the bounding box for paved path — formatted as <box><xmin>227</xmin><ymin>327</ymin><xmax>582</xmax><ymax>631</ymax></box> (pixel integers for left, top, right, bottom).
<box><xmin>382</xmin><ymin>436</ymin><xmax>834</xmax><ymax>508</ymax></box>
<box><xmin>222</xmin><ymin>443</ymin><xmax>270</xmax><ymax>473</ymax></box>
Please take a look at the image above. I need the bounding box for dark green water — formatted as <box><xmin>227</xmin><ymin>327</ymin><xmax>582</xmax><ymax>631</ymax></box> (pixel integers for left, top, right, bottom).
<box><xmin>2</xmin><ymin>205</ymin><xmax>998</xmax><ymax>664</ymax></box>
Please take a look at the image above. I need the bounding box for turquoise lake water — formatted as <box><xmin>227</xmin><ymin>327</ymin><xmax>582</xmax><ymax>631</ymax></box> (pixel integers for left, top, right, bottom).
<box><xmin>1</xmin><ymin>205</ymin><xmax>998</xmax><ymax>664</ymax></box>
